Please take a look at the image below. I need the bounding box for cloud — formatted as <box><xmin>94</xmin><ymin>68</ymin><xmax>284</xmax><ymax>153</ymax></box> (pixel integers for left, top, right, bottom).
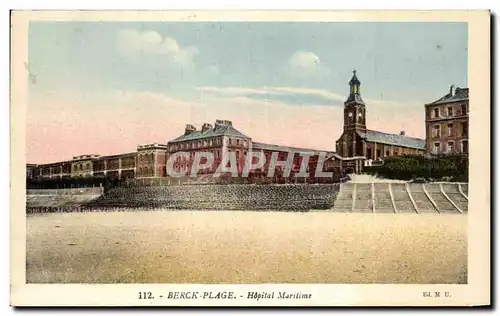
<box><xmin>286</xmin><ymin>50</ymin><xmax>331</xmax><ymax>80</ymax></box>
<box><xmin>196</xmin><ymin>86</ymin><xmax>345</xmax><ymax>106</ymax></box>
<box><xmin>288</xmin><ymin>51</ymin><xmax>321</xmax><ymax>70</ymax></box>
<box><xmin>116</xmin><ymin>29</ymin><xmax>199</xmax><ymax>68</ymax></box>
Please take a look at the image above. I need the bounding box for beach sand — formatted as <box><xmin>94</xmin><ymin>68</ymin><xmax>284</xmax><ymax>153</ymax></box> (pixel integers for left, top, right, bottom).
<box><xmin>26</xmin><ymin>211</ymin><xmax>467</xmax><ymax>284</ymax></box>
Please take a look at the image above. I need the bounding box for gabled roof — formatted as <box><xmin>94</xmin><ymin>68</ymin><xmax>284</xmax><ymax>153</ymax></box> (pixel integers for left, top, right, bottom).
<box><xmin>428</xmin><ymin>87</ymin><xmax>469</xmax><ymax>105</ymax></box>
<box><xmin>169</xmin><ymin>124</ymin><xmax>249</xmax><ymax>143</ymax></box>
<box><xmin>357</xmin><ymin>129</ymin><xmax>426</xmax><ymax>150</ymax></box>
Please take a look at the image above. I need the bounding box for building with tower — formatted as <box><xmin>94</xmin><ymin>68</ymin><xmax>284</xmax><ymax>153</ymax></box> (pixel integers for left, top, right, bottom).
<box><xmin>335</xmin><ymin>70</ymin><xmax>426</xmax><ymax>172</ymax></box>
<box><xmin>29</xmin><ymin>71</ymin><xmax>464</xmax><ymax>185</ymax></box>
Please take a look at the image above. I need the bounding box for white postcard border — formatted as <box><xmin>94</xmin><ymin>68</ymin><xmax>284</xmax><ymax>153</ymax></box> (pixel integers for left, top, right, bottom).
<box><xmin>10</xmin><ymin>10</ymin><xmax>490</xmax><ymax>307</ymax></box>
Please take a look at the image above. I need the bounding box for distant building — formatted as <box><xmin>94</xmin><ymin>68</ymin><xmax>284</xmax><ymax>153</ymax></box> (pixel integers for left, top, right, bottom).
<box><xmin>425</xmin><ymin>85</ymin><xmax>469</xmax><ymax>155</ymax></box>
<box><xmin>335</xmin><ymin>70</ymin><xmax>426</xmax><ymax>172</ymax></box>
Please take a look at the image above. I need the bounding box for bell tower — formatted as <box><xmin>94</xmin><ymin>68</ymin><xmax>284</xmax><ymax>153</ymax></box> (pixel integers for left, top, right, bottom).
<box><xmin>336</xmin><ymin>70</ymin><xmax>367</xmax><ymax>158</ymax></box>
<box><xmin>344</xmin><ymin>69</ymin><xmax>367</xmax><ymax>133</ymax></box>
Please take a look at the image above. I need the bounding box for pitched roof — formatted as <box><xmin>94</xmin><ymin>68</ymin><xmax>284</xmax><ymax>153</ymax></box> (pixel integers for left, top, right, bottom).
<box><xmin>252</xmin><ymin>142</ymin><xmax>332</xmax><ymax>154</ymax></box>
<box><xmin>357</xmin><ymin>129</ymin><xmax>426</xmax><ymax>150</ymax></box>
<box><xmin>169</xmin><ymin>124</ymin><xmax>249</xmax><ymax>143</ymax></box>
<box><xmin>428</xmin><ymin>87</ymin><xmax>469</xmax><ymax>105</ymax></box>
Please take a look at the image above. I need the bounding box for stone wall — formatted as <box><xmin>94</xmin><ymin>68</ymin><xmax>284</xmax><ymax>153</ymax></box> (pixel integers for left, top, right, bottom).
<box><xmin>86</xmin><ymin>184</ymin><xmax>340</xmax><ymax>211</ymax></box>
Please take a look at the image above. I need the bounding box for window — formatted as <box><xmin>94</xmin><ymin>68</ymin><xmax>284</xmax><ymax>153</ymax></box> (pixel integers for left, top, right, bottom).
<box><xmin>447</xmin><ymin>106</ymin><xmax>453</xmax><ymax>117</ymax></box>
<box><xmin>447</xmin><ymin>123</ymin><xmax>453</xmax><ymax>136</ymax></box>
<box><xmin>433</xmin><ymin>108</ymin><xmax>439</xmax><ymax>118</ymax></box>
<box><xmin>461</xmin><ymin>140</ymin><xmax>468</xmax><ymax>153</ymax></box>
<box><xmin>433</xmin><ymin>142</ymin><xmax>440</xmax><ymax>155</ymax></box>
<box><xmin>461</xmin><ymin>104</ymin><xmax>467</xmax><ymax>115</ymax></box>
<box><xmin>244</xmin><ymin>140</ymin><xmax>248</xmax><ymax>147</ymax></box>
<box><xmin>461</xmin><ymin>122</ymin><xmax>468</xmax><ymax>136</ymax></box>
<box><xmin>433</xmin><ymin>125</ymin><xmax>440</xmax><ymax>138</ymax></box>
<box><xmin>447</xmin><ymin>141</ymin><xmax>454</xmax><ymax>153</ymax></box>
<box><xmin>228</xmin><ymin>138</ymin><xmax>232</xmax><ymax>145</ymax></box>
<box><xmin>385</xmin><ymin>151</ymin><xmax>390</xmax><ymax>157</ymax></box>
<box><xmin>236</xmin><ymin>139</ymin><xmax>240</xmax><ymax>146</ymax></box>
<box><xmin>366</xmin><ymin>148</ymin><xmax>372</xmax><ymax>159</ymax></box>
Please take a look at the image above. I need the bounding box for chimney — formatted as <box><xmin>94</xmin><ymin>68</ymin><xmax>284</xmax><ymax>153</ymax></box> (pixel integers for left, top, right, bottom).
<box><xmin>450</xmin><ymin>84</ymin><xmax>456</xmax><ymax>96</ymax></box>
<box><xmin>184</xmin><ymin>124</ymin><xmax>196</xmax><ymax>135</ymax></box>
<box><xmin>215</xmin><ymin>119</ymin><xmax>232</xmax><ymax>128</ymax></box>
<box><xmin>400</xmin><ymin>131</ymin><xmax>405</xmax><ymax>136</ymax></box>
<box><xmin>201</xmin><ymin>122</ymin><xmax>213</xmax><ymax>132</ymax></box>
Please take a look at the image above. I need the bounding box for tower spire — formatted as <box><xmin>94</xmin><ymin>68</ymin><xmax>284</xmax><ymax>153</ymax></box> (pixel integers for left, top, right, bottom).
<box><xmin>346</xmin><ymin>69</ymin><xmax>364</xmax><ymax>104</ymax></box>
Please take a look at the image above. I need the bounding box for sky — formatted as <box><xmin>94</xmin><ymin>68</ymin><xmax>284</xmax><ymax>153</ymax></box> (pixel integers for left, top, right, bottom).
<box><xmin>27</xmin><ymin>21</ymin><xmax>467</xmax><ymax>163</ymax></box>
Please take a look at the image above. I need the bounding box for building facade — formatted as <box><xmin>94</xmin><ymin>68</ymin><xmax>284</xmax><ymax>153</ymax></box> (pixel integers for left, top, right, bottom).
<box><xmin>425</xmin><ymin>85</ymin><xmax>469</xmax><ymax>155</ymax></box>
<box><xmin>166</xmin><ymin>119</ymin><xmax>342</xmax><ymax>183</ymax></box>
<box><xmin>27</xmin><ymin>72</ymin><xmax>464</xmax><ymax>185</ymax></box>
<box><xmin>27</xmin><ymin>120</ymin><xmax>344</xmax><ymax>186</ymax></box>
<box><xmin>335</xmin><ymin>70</ymin><xmax>426</xmax><ymax>171</ymax></box>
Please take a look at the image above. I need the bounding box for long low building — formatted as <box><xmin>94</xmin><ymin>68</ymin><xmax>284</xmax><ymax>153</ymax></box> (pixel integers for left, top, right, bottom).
<box><xmin>26</xmin><ymin>119</ymin><xmax>345</xmax><ymax>187</ymax></box>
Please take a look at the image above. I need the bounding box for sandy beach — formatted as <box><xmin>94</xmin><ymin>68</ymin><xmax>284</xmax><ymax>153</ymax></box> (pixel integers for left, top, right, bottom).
<box><xmin>26</xmin><ymin>211</ymin><xmax>467</xmax><ymax>284</ymax></box>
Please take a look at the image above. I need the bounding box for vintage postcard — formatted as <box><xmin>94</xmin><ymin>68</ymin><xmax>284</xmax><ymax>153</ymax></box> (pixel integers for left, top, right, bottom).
<box><xmin>10</xmin><ymin>10</ymin><xmax>490</xmax><ymax>307</ymax></box>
